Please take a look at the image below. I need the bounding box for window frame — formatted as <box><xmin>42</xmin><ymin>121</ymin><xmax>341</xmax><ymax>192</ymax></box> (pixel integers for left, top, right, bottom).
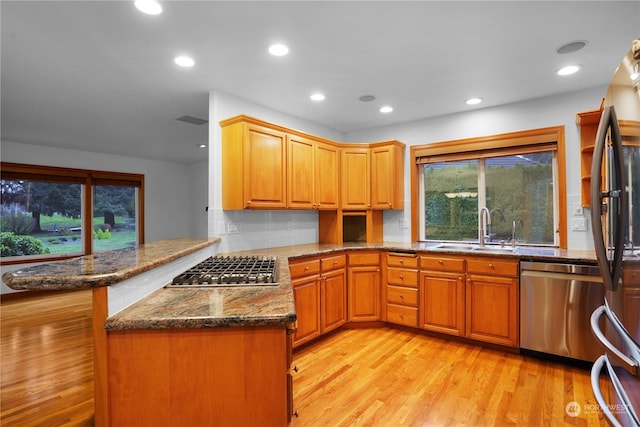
<box><xmin>410</xmin><ymin>126</ymin><xmax>567</xmax><ymax>248</ymax></box>
<box><xmin>1</xmin><ymin>162</ymin><xmax>145</xmax><ymax>265</ymax></box>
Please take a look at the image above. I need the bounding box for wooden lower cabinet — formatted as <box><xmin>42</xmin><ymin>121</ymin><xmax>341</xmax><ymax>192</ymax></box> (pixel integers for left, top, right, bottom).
<box><xmin>385</xmin><ymin>252</ymin><xmax>419</xmax><ymax>327</ymax></box>
<box><xmin>465</xmin><ymin>257</ymin><xmax>519</xmax><ymax>347</ymax></box>
<box><xmin>466</xmin><ymin>273</ymin><xmax>518</xmax><ymax>347</ymax></box>
<box><xmin>347</xmin><ymin>252</ymin><xmax>381</xmax><ymax>322</ymax></box>
<box><xmin>289</xmin><ymin>254</ymin><xmax>347</xmax><ymax>347</ymax></box>
<box><xmin>623</xmin><ymin>267</ymin><xmax>640</xmax><ymax>342</ymax></box>
<box><xmin>107</xmin><ymin>327</ymin><xmax>289</xmax><ymax>427</ymax></box>
<box><xmin>420</xmin><ymin>271</ymin><xmax>465</xmax><ymax>336</ymax></box>
<box><xmin>321</xmin><ymin>267</ymin><xmax>347</xmax><ymax>333</ymax></box>
<box><xmin>292</xmin><ymin>274</ymin><xmax>322</xmax><ymax>346</ymax></box>
<box><xmin>348</xmin><ymin>266</ymin><xmax>381</xmax><ymax>321</ymax></box>
<box><xmin>419</xmin><ymin>254</ymin><xmax>519</xmax><ymax>347</ymax></box>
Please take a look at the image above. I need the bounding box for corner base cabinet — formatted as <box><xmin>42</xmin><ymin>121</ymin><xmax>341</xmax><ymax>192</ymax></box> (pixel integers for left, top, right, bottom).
<box><xmin>107</xmin><ymin>326</ymin><xmax>290</xmax><ymax>427</ymax></box>
<box><xmin>347</xmin><ymin>252</ymin><xmax>381</xmax><ymax>322</ymax></box>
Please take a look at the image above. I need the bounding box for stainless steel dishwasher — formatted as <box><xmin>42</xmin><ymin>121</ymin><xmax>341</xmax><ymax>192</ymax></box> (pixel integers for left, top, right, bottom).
<box><xmin>520</xmin><ymin>261</ymin><xmax>605</xmax><ymax>362</ymax></box>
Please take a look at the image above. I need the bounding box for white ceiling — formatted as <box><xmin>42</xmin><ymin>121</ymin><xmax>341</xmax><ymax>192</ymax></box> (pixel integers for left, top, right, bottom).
<box><xmin>2</xmin><ymin>1</ymin><xmax>639</xmax><ymax>164</ymax></box>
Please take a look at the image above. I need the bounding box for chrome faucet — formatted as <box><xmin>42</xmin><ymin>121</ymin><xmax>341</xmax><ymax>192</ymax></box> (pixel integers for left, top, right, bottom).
<box><xmin>479</xmin><ymin>207</ymin><xmax>491</xmax><ymax>247</ymax></box>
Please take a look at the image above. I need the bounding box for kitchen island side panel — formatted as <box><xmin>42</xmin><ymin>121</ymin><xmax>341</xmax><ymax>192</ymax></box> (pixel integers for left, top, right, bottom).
<box><xmin>107</xmin><ymin>327</ymin><xmax>288</xmax><ymax>427</ymax></box>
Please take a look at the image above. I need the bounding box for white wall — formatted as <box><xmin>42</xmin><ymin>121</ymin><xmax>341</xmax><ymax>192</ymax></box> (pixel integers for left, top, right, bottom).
<box><xmin>208</xmin><ymin>91</ymin><xmax>345</xmax><ymax>253</ymax></box>
<box><xmin>187</xmin><ymin>160</ymin><xmax>209</xmax><ymax>238</ymax></box>
<box><xmin>1</xmin><ymin>140</ymin><xmax>206</xmax><ymax>293</ymax></box>
<box><xmin>209</xmin><ymin>86</ymin><xmax>607</xmax><ymax>251</ymax></box>
<box><xmin>345</xmin><ymin>86</ymin><xmax>607</xmax><ymax>250</ymax></box>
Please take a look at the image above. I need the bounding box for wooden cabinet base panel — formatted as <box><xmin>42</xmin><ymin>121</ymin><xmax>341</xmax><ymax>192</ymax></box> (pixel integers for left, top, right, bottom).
<box><xmin>107</xmin><ymin>327</ymin><xmax>288</xmax><ymax>427</ymax></box>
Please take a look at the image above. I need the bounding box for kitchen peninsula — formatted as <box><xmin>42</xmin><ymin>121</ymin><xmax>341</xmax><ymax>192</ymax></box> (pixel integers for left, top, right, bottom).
<box><xmin>4</xmin><ymin>239</ymin><xmax>601</xmax><ymax>427</ymax></box>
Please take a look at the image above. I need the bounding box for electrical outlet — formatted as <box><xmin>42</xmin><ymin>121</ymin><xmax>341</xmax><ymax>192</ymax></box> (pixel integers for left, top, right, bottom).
<box><xmin>573</xmin><ymin>203</ymin><xmax>584</xmax><ymax>216</ymax></box>
<box><xmin>572</xmin><ymin>217</ymin><xmax>588</xmax><ymax>231</ymax></box>
<box><xmin>227</xmin><ymin>222</ymin><xmax>239</xmax><ymax>234</ymax></box>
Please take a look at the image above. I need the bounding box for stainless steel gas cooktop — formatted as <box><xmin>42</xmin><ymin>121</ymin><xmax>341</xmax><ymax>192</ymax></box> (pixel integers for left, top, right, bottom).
<box><xmin>167</xmin><ymin>255</ymin><xmax>278</xmax><ymax>287</ymax></box>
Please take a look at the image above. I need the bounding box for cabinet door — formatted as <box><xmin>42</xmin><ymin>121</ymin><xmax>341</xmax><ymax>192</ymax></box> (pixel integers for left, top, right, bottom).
<box><xmin>371</xmin><ymin>145</ymin><xmax>393</xmax><ymax>209</ymax></box>
<box><xmin>623</xmin><ymin>287</ymin><xmax>640</xmax><ymax>342</ymax></box>
<box><xmin>244</xmin><ymin>124</ymin><xmax>287</xmax><ymax>208</ymax></box>
<box><xmin>321</xmin><ymin>268</ymin><xmax>347</xmax><ymax>333</ymax></box>
<box><xmin>292</xmin><ymin>276</ymin><xmax>321</xmax><ymax>347</ymax></box>
<box><xmin>420</xmin><ymin>271</ymin><xmax>465</xmax><ymax>336</ymax></box>
<box><xmin>348</xmin><ymin>266</ymin><xmax>380</xmax><ymax>321</ymax></box>
<box><xmin>465</xmin><ymin>274</ymin><xmax>518</xmax><ymax>347</ymax></box>
<box><xmin>288</xmin><ymin>135</ymin><xmax>315</xmax><ymax>209</ymax></box>
<box><xmin>315</xmin><ymin>142</ymin><xmax>340</xmax><ymax>209</ymax></box>
<box><xmin>341</xmin><ymin>147</ymin><xmax>370</xmax><ymax>209</ymax></box>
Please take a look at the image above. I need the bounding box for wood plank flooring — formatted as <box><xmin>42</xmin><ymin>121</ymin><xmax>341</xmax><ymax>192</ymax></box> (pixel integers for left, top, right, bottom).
<box><xmin>1</xmin><ymin>290</ymin><xmax>607</xmax><ymax>426</ymax></box>
<box><xmin>291</xmin><ymin>327</ymin><xmax>607</xmax><ymax>426</ymax></box>
<box><xmin>1</xmin><ymin>290</ymin><xmax>94</xmax><ymax>427</ymax></box>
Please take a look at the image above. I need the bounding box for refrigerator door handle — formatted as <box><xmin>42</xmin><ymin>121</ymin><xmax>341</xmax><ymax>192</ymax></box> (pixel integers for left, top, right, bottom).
<box><xmin>590</xmin><ymin>105</ymin><xmax>627</xmax><ymax>292</ymax></box>
<box><xmin>591</xmin><ymin>355</ymin><xmax>640</xmax><ymax>427</ymax></box>
<box><xmin>591</xmin><ymin>305</ymin><xmax>639</xmax><ymax>376</ymax></box>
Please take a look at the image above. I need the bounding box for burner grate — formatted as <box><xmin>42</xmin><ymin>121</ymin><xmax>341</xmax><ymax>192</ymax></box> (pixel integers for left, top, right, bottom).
<box><xmin>168</xmin><ymin>255</ymin><xmax>278</xmax><ymax>287</ymax></box>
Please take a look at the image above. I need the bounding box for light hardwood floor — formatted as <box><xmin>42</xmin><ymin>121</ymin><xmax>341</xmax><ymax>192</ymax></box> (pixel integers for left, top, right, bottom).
<box><xmin>1</xmin><ymin>290</ymin><xmax>607</xmax><ymax>426</ymax></box>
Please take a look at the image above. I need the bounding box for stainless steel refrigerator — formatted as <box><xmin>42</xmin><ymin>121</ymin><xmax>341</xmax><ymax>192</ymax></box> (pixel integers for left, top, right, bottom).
<box><xmin>590</xmin><ymin>38</ymin><xmax>640</xmax><ymax>426</ymax></box>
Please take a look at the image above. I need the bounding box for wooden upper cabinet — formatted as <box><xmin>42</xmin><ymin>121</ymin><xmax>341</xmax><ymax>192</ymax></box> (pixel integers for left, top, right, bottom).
<box><xmin>221</xmin><ymin>117</ymin><xmax>287</xmax><ymax>209</ymax></box>
<box><xmin>576</xmin><ymin>108</ymin><xmax>603</xmax><ymax>208</ymax></box>
<box><xmin>221</xmin><ymin>115</ymin><xmax>404</xmax><ymax>213</ymax></box>
<box><xmin>287</xmin><ymin>135</ymin><xmax>316</xmax><ymax>209</ymax></box>
<box><xmin>341</xmin><ymin>146</ymin><xmax>371</xmax><ymax>210</ymax></box>
<box><xmin>288</xmin><ymin>136</ymin><xmax>340</xmax><ymax>209</ymax></box>
<box><xmin>371</xmin><ymin>141</ymin><xmax>405</xmax><ymax>210</ymax></box>
<box><xmin>314</xmin><ymin>142</ymin><xmax>340</xmax><ymax>209</ymax></box>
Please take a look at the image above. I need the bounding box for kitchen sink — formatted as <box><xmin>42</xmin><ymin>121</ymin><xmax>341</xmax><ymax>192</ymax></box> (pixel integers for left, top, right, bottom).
<box><xmin>472</xmin><ymin>246</ymin><xmax>516</xmax><ymax>253</ymax></box>
<box><xmin>434</xmin><ymin>243</ymin><xmax>477</xmax><ymax>250</ymax></box>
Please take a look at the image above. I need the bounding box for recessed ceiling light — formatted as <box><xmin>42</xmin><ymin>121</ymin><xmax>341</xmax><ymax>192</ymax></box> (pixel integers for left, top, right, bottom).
<box><xmin>556</xmin><ymin>40</ymin><xmax>587</xmax><ymax>55</ymax></box>
<box><xmin>557</xmin><ymin>65</ymin><xmax>581</xmax><ymax>76</ymax></box>
<box><xmin>198</xmin><ymin>144</ymin><xmax>207</xmax><ymax>148</ymax></box>
<box><xmin>465</xmin><ymin>97</ymin><xmax>483</xmax><ymax>105</ymax></box>
<box><xmin>379</xmin><ymin>106</ymin><xmax>393</xmax><ymax>113</ymax></box>
<box><xmin>174</xmin><ymin>56</ymin><xmax>195</xmax><ymax>67</ymax></box>
<box><xmin>134</xmin><ymin>0</ymin><xmax>162</xmax><ymax>15</ymax></box>
<box><xmin>268</xmin><ymin>44</ymin><xmax>289</xmax><ymax>56</ymax></box>
<box><xmin>310</xmin><ymin>93</ymin><xmax>325</xmax><ymax>101</ymax></box>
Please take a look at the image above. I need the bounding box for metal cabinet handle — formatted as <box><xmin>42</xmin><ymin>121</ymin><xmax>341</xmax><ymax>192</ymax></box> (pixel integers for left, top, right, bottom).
<box><xmin>293</xmin><ymin>365</ymin><xmax>299</xmax><ymax>373</ymax></box>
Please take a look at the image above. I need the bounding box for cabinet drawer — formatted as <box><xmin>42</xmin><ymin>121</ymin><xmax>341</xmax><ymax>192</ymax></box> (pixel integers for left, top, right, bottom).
<box><xmin>387</xmin><ymin>285</ymin><xmax>418</xmax><ymax>306</ymax></box>
<box><xmin>321</xmin><ymin>254</ymin><xmax>346</xmax><ymax>271</ymax></box>
<box><xmin>387</xmin><ymin>268</ymin><xmax>418</xmax><ymax>287</ymax></box>
<box><xmin>466</xmin><ymin>257</ymin><xmax>518</xmax><ymax>277</ymax></box>
<box><xmin>348</xmin><ymin>252</ymin><xmax>380</xmax><ymax>266</ymax></box>
<box><xmin>387</xmin><ymin>253</ymin><xmax>419</xmax><ymax>268</ymax></box>
<box><xmin>386</xmin><ymin>304</ymin><xmax>418</xmax><ymax>327</ymax></box>
<box><xmin>289</xmin><ymin>258</ymin><xmax>320</xmax><ymax>278</ymax></box>
<box><xmin>420</xmin><ymin>256</ymin><xmax>465</xmax><ymax>273</ymax></box>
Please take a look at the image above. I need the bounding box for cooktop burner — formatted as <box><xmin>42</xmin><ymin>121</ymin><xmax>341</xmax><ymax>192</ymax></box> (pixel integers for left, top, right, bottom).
<box><xmin>168</xmin><ymin>255</ymin><xmax>278</xmax><ymax>287</ymax></box>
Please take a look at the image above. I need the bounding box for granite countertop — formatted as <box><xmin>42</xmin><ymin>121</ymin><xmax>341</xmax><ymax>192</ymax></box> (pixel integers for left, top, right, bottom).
<box><xmin>2</xmin><ymin>237</ymin><xmax>220</xmax><ymax>290</ymax></box>
<box><xmin>105</xmin><ymin>241</ymin><xmax>597</xmax><ymax>331</ymax></box>
<box><xmin>105</xmin><ymin>254</ymin><xmax>297</xmax><ymax>330</ymax></box>
<box><xmin>4</xmin><ymin>238</ymin><xmax>598</xmax><ymax>331</ymax></box>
